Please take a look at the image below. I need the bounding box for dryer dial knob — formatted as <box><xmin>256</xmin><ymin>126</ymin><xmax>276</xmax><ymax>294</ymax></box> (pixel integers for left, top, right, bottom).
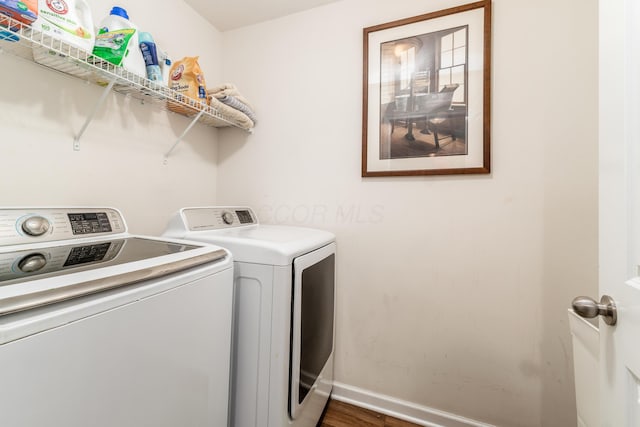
<box><xmin>18</xmin><ymin>253</ymin><xmax>47</xmax><ymax>273</ymax></box>
<box><xmin>222</xmin><ymin>212</ymin><xmax>234</xmax><ymax>225</ymax></box>
<box><xmin>22</xmin><ymin>216</ymin><xmax>51</xmax><ymax>236</ymax></box>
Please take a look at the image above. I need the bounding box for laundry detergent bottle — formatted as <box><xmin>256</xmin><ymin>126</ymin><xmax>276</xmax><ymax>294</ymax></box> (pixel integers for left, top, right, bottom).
<box><xmin>138</xmin><ymin>31</ymin><xmax>162</xmax><ymax>82</ymax></box>
<box><xmin>94</xmin><ymin>6</ymin><xmax>146</xmax><ymax>78</ymax></box>
<box><xmin>31</xmin><ymin>0</ymin><xmax>94</xmax><ymax>52</ymax></box>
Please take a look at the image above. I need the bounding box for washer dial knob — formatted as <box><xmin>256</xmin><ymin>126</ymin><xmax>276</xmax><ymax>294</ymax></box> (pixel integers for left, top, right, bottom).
<box><xmin>18</xmin><ymin>253</ymin><xmax>47</xmax><ymax>273</ymax></box>
<box><xmin>222</xmin><ymin>212</ymin><xmax>234</xmax><ymax>225</ymax></box>
<box><xmin>21</xmin><ymin>216</ymin><xmax>51</xmax><ymax>236</ymax></box>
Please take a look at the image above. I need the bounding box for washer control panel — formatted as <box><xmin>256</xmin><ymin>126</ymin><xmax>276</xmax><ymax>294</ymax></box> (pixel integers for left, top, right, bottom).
<box><xmin>183</xmin><ymin>207</ymin><xmax>257</xmax><ymax>231</ymax></box>
<box><xmin>0</xmin><ymin>208</ymin><xmax>126</xmax><ymax>246</ymax></box>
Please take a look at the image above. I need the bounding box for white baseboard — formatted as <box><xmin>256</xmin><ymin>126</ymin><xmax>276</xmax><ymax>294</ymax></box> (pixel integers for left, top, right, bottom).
<box><xmin>330</xmin><ymin>382</ymin><xmax>495</xmax><ymax>427</ymax></box>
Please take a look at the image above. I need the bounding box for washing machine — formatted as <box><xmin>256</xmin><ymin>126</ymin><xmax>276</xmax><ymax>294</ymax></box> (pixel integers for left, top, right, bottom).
<box><xmin>0</xmin><ymin>207</ymin><xmax>234</xmax><ymax>427</ymax></box>
<box><xmin>164</xmin><ymin>206</ymin><xmax>336</xmax><ymax>427</ymax></box>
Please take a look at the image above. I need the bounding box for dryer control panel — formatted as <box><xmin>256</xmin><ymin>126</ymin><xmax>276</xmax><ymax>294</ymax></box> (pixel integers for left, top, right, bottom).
<box><xmin>182</xmin><ymin>207</ymin><xmax>257</xmax><ymax>231</ymax></box>
<box><xmin>0</xmin><ymin>208</ymin><xmax>126</xmax><ymax>246</ymax></box>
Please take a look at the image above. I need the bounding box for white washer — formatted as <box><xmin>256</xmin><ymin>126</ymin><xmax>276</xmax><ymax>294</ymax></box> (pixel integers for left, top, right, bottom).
<box><xmin>0</xmin><ymin>207</ymin><xmax>234</xmax><ymax>427</ymax></box>
<box><xmin>164</xmin><ymin>207</ymin><xmax>336</xmax><ymax>427</ymax></box>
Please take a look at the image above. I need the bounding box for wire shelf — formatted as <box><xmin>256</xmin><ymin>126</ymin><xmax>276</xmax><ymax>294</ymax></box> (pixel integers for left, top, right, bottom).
<box><xmin>0</xmin><ymin>16</ymin><xmax>242</xmax><ymax>130</ymax></box>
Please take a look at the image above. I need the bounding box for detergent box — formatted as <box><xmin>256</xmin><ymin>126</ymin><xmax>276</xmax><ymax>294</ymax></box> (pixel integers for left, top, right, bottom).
<box><xmin>0</xmin><ymin>0</ymin><xmax>37</xmax><ymax>31</ymax></box>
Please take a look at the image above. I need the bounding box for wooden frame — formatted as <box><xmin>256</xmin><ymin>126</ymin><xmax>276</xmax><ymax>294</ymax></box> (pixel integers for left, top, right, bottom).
<box><xmin>362</xmin><ymin>0</ymin><xmax>491</xmax><ymax>177</ymax></box>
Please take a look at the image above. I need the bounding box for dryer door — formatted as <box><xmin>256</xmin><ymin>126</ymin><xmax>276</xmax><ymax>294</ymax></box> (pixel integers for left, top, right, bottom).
<box><xmin>290</xmin><ymin>242</ymin><xmax>336</xmax><ymax>420</ymax></box>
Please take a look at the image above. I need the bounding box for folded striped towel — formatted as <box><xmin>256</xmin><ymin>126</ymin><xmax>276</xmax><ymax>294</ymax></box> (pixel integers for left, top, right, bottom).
<box><xmin>217</xmin><ymin>95</ymin><xmax>257</xmax><ymax>124</ymax></box>
<box><xmin>208</xmin><ymin>96</ymin><xmax>254</xmax><ymax>130</ymax></box>
<box><xmin>207</xmin><ymin>83</ymin><xmax>255</xmax><ymax>111</ymax></box>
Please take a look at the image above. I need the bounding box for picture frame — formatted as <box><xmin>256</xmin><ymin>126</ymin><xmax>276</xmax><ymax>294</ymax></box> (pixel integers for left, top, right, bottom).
<box><xmin>362</xmin><ymin>0</ymin><xmax>491</xmax><ymax>177</ymax></box>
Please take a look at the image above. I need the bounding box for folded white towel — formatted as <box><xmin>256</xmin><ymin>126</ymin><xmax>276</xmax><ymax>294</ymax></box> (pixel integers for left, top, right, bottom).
<box><xmin>207</xmin><ymin>83</ymin><xmax>237</xmax><ymax>93</ymax></box>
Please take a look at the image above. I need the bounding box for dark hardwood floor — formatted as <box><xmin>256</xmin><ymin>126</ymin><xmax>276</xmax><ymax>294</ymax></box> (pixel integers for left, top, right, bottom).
<box><xmin>318</xmin><ymin>399</ymin><xmax>421</xmax><ymax>427</ymax></box>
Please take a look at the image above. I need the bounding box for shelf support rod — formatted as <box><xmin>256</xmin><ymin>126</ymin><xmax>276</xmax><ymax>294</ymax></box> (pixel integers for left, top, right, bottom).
<box><xmin>73</xmin><ymin>79</ymin><xmax>116</xmax><ymax>151</ymax></box>
<box><xmin>163</xmin><ymin>110</ymin><xmax>206</xmax><ymax>163</ymax></box>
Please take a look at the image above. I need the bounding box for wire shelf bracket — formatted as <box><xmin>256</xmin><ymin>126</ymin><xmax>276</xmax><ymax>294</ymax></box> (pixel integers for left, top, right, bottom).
<box><xmin>73</xmin><ymin>78</ymin><xmax>116</xmax><ymax>151</ymax></box>
<box><xmin>163</xmin><ymin>110</ymin><xmax>205</xmax><ymax>164</ymax></box>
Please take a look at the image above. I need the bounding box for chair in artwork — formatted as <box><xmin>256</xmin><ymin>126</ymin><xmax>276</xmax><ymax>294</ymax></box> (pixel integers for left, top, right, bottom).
<box><xmin>387</xmin><ymin>83</ymin><xmax>460</xmax><ymax>148</ymax></box>
<box><xmin>416</xmin><ymin>84</ymin><xmax>460</xmax><ymax>147</ymax></box>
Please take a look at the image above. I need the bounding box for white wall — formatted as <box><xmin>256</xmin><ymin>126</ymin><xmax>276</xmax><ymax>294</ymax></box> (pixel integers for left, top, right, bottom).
<box><xmin>0</xmin><ymin>0</ymin><xmax>598</xmax><ymax>424</ymax></box>
<box><xmin>0</xmin><ymin>0</ymin><xmax>222</xmax><ymax>234</ymax></box>
<box><xmin>217</xmin><ymin>0</ymin><xmax>598</xmax><ymax>425</ymax></box>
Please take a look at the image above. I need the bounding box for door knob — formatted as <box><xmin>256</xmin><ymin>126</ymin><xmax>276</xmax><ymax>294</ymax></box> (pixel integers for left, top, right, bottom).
<box><xmin>572</xmin><ymin>295</ymin><xmax>617</xmax><ymax>326</ymax></box>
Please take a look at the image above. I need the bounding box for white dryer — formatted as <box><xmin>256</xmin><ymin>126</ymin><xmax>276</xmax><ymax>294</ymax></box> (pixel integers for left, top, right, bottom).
<box><xmin>164</xmin><ymin>206</ymin><xmax>336</xmax><ymax>427</ymax></box>
<box><xmin>0</xmin><ymin>207</ymin><xmax>234</xmax><ymax>427</ymax></box>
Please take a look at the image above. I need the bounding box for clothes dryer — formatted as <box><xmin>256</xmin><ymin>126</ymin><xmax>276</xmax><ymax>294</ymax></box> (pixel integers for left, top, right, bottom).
<box><xmin>164</xmin><ymin>206</ymin><xmax>336</xmax><ymax>427</ymax></box>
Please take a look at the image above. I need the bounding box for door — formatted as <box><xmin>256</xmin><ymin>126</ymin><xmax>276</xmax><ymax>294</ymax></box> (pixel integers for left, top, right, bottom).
<box><xmin>599</xmin><ymin>0</ymin><xmax>640</xmax><ymax>424</ymax></box>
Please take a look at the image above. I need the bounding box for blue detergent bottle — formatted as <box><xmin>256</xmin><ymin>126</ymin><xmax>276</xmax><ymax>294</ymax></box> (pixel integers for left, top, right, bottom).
<box><xmin>138</xmin><ymin>31</ymin><xmax>162</xmax><ymax>82</ymax></box>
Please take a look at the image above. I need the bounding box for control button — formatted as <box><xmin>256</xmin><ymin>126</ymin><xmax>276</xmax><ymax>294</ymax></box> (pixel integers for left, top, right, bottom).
<box><xmin>18</xmin><ymin>253</ymin><xmax>47</xmax><ymax>273</ymax></box>
<box><xmin>222</xmin><ymin>212</ymin><xmax>234</xmax><ymax>225</ymax></box>
<box><xmin>21</xmin><ymin>216</ymin><xmax>51</xmax><ymax>236</ymax></box>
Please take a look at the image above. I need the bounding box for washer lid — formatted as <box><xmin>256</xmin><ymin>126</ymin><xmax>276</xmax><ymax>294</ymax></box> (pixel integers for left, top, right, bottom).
<box><xmin>0</xmin><ymin>236</ymin><xmax>230</xmax><ymax>317</ymax></box>
<box><xmin>0</xmin><ymin>237</ymin><xmax>209</xmax><ymax>285</ymax></box>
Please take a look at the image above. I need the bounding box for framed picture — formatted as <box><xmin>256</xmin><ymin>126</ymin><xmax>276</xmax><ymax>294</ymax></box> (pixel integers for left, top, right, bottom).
<box><xmin>362</xmin><ymin>0</ymin><xmax>491</xmax><ymax>176</ymax></box>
